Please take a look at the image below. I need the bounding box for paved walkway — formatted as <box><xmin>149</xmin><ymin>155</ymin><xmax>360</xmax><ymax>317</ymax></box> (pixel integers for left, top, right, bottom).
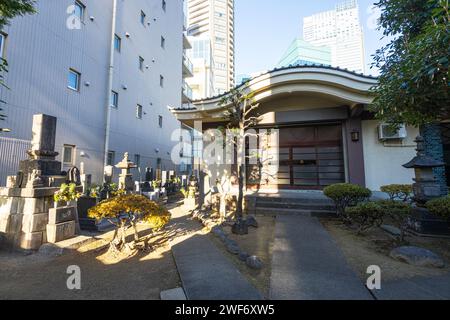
<box><xmin>169</xmin><ymin>208</ymin><xmax>262</xmax><ymax>300</ymax></box>
<box><xmin>269</xmin><ymin>215</ymin><xmax>373</xmax><ymax>300</ymax></box>
<box><xmin>373</xmin><ymin>274</ymin><xmax>450</xmax><ymax>300</ymax></box>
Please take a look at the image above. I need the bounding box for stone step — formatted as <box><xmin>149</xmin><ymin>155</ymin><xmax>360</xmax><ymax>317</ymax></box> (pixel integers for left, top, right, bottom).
<box><xmin>254</xmin><ymin>200</ymin><xmax>335</xmax><ymax>211</ymax></box>
<box><xmin>252</xmin><ymin>207</ymin><xmax>335</xmax><ymax>217</ymax></box>
<box><xmin>248</xmin><ymin>195</ymin><xmax>333</xmax><ymax>205</ymax></box>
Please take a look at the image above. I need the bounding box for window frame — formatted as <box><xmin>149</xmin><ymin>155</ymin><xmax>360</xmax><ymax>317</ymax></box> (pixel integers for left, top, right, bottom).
<box><xmin>114</xmin><ymin>34</ymin><xmax>121</xmax><ymax>52</ymax></box>
<box><xmin>158</xmin><ymin>115</ymin><xmax>163</xmax><ymax>128</ymax></box>
<box><xmin>62</xmin><ymin>145</ymin><xmax>76</xmax><ymax>166</ymax></box>
<box><xmin>68</xmin><ymin>68</ymin><xmax>81</xmax><ymax>91</ymax></box>
<box><xmin>159</xmin><ymin>75</ymin><xmax>164</xmax><ymax>87</ymax></box>
<box><xmin>161</xmin><ymin>36</ymin><xmax>165</xmax><ymax>49</ymax></box>
<box><xmin>162</xmin><ymin>0</ymin><xmax>166</xmax><ymax>12</ymax></box>
<box><xmin>0</xmin><ymin>33</ymin><xmax>6</xmax><ymax>58</ymax></box>
<box><xmin>107</xmin><ymin>151</ymin><xmax>116</xmax><ymax>166</ymax></box>
<box><xmin>139</xmin><ymin>56</ymin><xmax>145</xmax><ymax>71</ymax></box>
<box><xmin>74</xmin><ymin>0</ymin><xmax>85</xmax><ymax>22</ymax></box>
<box><xmin>134</xmin><ymin>154</ymin><xmax>141</xmax><ymax>168</ymax></box>
<box><xmin>110</xmin><ymin>90</ymin><xmax>119</xmax><ymax>108</ymax></box>
<box><xmin>136</xmin><ymin>104</ymin><xmax>143</xmax><ymax>119</ymax></box>
<box><xmin>140</xmin><ymin>10</ymin><xmax>146</xmax><ymax>25</ymax></box>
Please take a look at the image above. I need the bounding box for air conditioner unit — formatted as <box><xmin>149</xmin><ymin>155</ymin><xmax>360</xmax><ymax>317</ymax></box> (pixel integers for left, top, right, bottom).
<box><xmin>378</xmin><ymin>123</ymin><xmax>407</xmax><ymax>140</ymax></box>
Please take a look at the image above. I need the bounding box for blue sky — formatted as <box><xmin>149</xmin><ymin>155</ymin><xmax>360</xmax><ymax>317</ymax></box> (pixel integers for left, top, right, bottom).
<box><xmin>235</xmin><ymin>0</ymin><xmax>387</xmax><ymax>77</ymax></box>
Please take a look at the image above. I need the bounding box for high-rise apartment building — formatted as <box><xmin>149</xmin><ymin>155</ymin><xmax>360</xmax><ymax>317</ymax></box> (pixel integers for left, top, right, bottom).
<box><xmin>186</xmin><ymin>0</ymin><xmax>235</xmax><ymax>97</ymax></box>
<box><xmin>0</xmin><ymin>0</ymin><xmax>187</xmax><ymax>184</ymax></box>
<box><xmin>303</xmin><ymin>0</ymin><xmax>365</xmax><ymax>74</ymax></box>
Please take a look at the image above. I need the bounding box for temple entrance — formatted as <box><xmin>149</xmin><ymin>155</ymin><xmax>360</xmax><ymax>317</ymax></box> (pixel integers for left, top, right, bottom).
<box><xmin>247</xmin><ymin>123</ymin><xmax>345</xmax><ymax>190</ymax></box>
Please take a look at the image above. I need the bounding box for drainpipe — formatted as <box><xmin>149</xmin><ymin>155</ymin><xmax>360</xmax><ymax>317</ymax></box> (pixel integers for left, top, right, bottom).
<box><xmin>103</xmin><ymin>0</ymin><xmax>118</xmax><ymax>181</ymax></box>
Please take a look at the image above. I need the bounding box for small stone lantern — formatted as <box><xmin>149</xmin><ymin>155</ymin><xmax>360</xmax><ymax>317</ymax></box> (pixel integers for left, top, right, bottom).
<box><xmin>115</xmin><ymin>152</ymin><xmax>137</xmax><ymax>192</ymax></box>
<box><xmin>403</xmin><ymin>136</ymin><xmax>448</xmax><ymax>235</ymax></box>
<box><xmin>403</xmin><ymin>136</ymin><xmax>445</xmax><ymax>205</ymax></box>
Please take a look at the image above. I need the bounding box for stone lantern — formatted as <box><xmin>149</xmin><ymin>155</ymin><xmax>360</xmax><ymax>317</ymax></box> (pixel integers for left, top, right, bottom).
<box><xmin>115</xmin><ymin>152</ymin><xmax>137</xmax><ymax>192</ymax></box>
<box><xmin>403</xmin><ymin>136</ymin><xmax>448</xmax><ymax>235</ymax></box>
<box><xmin>403</xmin><ymin>136</ymin><xmax>445</xmax><ymax>205</ymax></box>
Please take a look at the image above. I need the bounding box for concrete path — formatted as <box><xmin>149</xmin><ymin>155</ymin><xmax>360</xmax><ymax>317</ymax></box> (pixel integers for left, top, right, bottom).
<box><xmin>169</xmin><ymin>208</ymin><xmax>262</xmax><ymax>300</ymax></box>
<box><xmin>373</xmin><ymin>274</ymin><xmax>450</xmax><ymax>300</ymax></box>
<box><xmin>270</xmin><ymin>215</ymin><xmax>373</xmax><ymax>300</ymax></box>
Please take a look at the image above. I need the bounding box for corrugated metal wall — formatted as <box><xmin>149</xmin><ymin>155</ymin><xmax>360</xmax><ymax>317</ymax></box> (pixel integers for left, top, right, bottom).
<box><xmin>0</xmin><ymin>137</ymin><xmax>30</xmax><ymax>186</ymax></box>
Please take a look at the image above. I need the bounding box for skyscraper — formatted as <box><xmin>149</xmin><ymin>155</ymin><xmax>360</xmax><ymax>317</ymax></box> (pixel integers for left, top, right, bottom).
<box><xmin>303</xmin><ymin>0</ymin><xmax>365</xmax><ymax>74</ymax></box>
<box><xmin>277</xmin><ymin>39</ymin><xmax>332</xmax><ymax>68</ymax></box>
<box><xmin>186</xmin><ymin>0</ymin><xmax>235</xmax><ymax>97</ymax></box>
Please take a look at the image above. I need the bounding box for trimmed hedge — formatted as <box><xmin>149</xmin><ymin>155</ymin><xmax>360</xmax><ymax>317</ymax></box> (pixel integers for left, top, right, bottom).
<box><xmin>380</xmin><ymin>184</ymin><xmax>412</xmax><ymax>201</ymax></box>
<box><xmin>323</xmin><ymin>183</ymin><xmax>372</xmax><ymax>222</ymax></box>
<box><xmin>426</xmin><ymin>196</ymin><xmax>450</xmax><ymax>219</ymax></box>
<box><xmin>378</xmin><ymin>200</ymin><xmax>412</xmax><ymax>241</ymax></box>
<box><xmin>346</xmin><ymin>202</ymin><xmax>385</xmax><ymax>234</ymax></box>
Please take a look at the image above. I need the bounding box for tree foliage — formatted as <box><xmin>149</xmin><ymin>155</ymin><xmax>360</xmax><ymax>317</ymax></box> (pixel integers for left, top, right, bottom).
<box><xmin>323</xmin><ymin>183</ymin><xmax>372</xmax><ymax>223</ymax></box>
<box><xmin>346</xmin><ymin>202</ymin><xmax>385</xmax><ymax>235</ymax></box>
<box><xmin>370</xmin><ymin>0</ymin><xmax>450</xmax><ymax>126</ymax></box>
<box><xmin>88</xmin><ymin>194</ymin><xmax>170</xmax><ymax>253</ymax></box>
<box><xmin>380</xmin><ymin>184</ymin><xmax>412</xmax><ymax>202</ymax></box>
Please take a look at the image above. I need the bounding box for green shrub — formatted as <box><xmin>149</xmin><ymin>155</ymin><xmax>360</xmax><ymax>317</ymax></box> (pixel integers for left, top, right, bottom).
<box><xmin>380</xmin><ymin>184</ymin><xmax>412</xmax><ymax>201</ymax></box>
<box><xmin>426</xmin><ymin>196</ymin><xmax>450</xmax><ymax>220</ymax></box>
<box><xmin>378</xmin><ymin>200</ymin><xmax>412</xmax><ymax>241</ymax></box>
<box><xmin>323</xmin><ymin>183</ymin><xmax>372</xmax><ymax>222</ymax></box>
<box><xmin>346</xmin><ymin>202</ymin><xmax>385</xmax><ymax>234</ymax></box>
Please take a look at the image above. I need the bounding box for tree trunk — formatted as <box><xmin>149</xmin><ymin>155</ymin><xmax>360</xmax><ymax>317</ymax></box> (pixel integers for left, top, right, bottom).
<box><xmin>236</xmin><ymin>163</ymin><xmax>244</xmax><ymax>219</ymax></box>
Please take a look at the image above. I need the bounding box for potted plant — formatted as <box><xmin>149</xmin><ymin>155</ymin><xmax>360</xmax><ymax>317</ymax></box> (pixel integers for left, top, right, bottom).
<box><xmin>54</xmin><ymin>183</ymin><xmax>81</xmax><ymax>208</ymax></box>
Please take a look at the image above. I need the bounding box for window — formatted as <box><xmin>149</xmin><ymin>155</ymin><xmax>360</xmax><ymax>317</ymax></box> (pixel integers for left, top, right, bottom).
<box><xmin>140</xmin><ymin>10</ymin><xmax>146</xmax><ymax>25</ymax></box>
<box><xmin>0</xmin><ymin>33</ymin><xmax>5</xmax><ymax>58</ymax></box>
<box><xmin>136</xmin><ymin>104</ymin><xmax>143</xmax><ymax>119</ymax></box>
<box><xmin>139</xmin><ymin>56</ymin><xmax>144</xmax><ymax>71</ymax></box>
<box><xmin>68</xmin><ymin>69</ymin><xmax>80</xmax><ymax>91</ymax></box>
<box><xmin>74</xmin><ymin>1</ymin><xmax>85</xmax><ymax>21</ymax></box>
<box><xmin>107</xmin><ymin>151</ymin><xmax>115</xmax><ymax>166</ymax></box>
<box><xmin>110</xmin><ymin>91</ymin><xmax>118</xmax><ymax>108</ymax></box>
<box><xmin>63</xmin><ymin>145</ymin><xmax>75</xmax><ymax>165</ymax></box>
<box><xmin>114</xmin><ymin>34</ymin><xmax>121</xmax><ymax>52</ymax></box>
<box><xmin>158</xmin><ymin>115</ymin><xmax>163</xmax><ymax>128</ymax></box>
<box><xmin>134</xmin><ymin>154</ymin><xmax>141</xmax><ymax>167</ymax></box>
<box><xmin>159</xmin><ymin>75</ymin><xmax>164</xmax><ymax>87</ymax></box>
<box><xmin>160</xmin><ymin>36</ymin><xmax>165</xmax><ymax>49</ymax></box>
<box><xmin>162</xmin><ymin>0</ymin><xmax>166</xmax><ymax>11</ymax></box>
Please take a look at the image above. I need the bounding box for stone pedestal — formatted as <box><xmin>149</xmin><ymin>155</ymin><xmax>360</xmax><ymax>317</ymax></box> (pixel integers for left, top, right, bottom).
<box><xmin>0</xmin><ymin>114</ymin><xmax>79</xmax><ymax>250</ymax></box>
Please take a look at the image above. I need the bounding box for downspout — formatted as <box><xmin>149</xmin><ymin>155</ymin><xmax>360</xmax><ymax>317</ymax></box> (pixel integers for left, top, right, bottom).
<box><xmin>103</xmin><ymin>0</ymin><xmax>118</xmax><ymax>181</ymax></box>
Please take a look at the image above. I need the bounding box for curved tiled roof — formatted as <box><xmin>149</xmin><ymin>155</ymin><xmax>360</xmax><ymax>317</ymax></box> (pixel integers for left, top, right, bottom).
<box><xmin>172</xmin><ymin>64</ymin><xmax>378</xmax><ymax>111</ymax></box>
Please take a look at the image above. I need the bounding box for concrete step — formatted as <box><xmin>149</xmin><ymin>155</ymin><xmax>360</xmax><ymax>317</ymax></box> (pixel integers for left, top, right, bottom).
<box><xmin>252</xmin><ymin>207</ymin><xmax>335</xmax><ymax>217</ymax></box>
<box><xmin>255</xmin><ymin>200</ymin><xmax>335</xmax><ymax>211</ymax></box>
<box><xmin>248</xmin><ymin>195</ymin><xmax>333</xmax><ymax>205</ymax></box>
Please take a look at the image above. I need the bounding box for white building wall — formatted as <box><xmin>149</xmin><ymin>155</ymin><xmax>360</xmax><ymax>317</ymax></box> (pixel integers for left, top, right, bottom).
<box><xmin>0</xmin><ymin>0</ymin><xmax>184</xmax><ymax>185</ymax></box>
<box><xmin>362</xmin><ymin>120</ymin><xmax>419</xmax><ymax>191</ymax></box>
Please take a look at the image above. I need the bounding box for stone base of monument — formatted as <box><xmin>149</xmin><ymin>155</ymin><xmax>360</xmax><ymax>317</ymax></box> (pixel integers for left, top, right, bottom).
<box><xmin>407</xmin><ymin>207</ymin><xmax>450</xmax><ymax>237</ymax></box>
<box><xmin>46</xmin><ymin>205</ymin><xmax>77</xmax><ymax>243</ymax></box>
<box><xmin>0</xmin><ymin>187</ymin><xmax>58</xmax><ymax>250</ymax></box>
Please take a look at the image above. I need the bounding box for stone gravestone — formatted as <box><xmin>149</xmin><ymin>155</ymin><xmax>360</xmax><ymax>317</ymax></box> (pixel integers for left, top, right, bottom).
<box><xmin>161</xmin><ymin>170</ymin><xmax>168</xmax><ymax>187</ymax></box>
<box><xmin>0</xmin><ymin>114</ymin><xmax>78</xmax><ymax>250</ymax></box>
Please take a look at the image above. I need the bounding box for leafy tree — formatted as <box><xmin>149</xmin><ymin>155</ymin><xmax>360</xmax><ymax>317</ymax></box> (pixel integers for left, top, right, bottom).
<box><xmin>218</xmin><ymin>87</ymin><xmax>261</xmax><ymax>234</ymax></box>
<box><xmin>0</xmin><ymin>0</ymin><xmax>36</xmax><ymax>128</ymax></box>
<box><xmin>370</xmin><ymin>0</ymin><xmax>449</xmax><ymax>126</ymax></box>
<box><xmin>88</xmin><ymin>194</ymin><xmax>170</xmax><ymax>253</ymax></box>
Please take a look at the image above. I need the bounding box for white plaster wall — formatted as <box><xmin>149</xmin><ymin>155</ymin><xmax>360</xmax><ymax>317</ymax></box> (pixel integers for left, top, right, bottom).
<box><xmin>362</xmin><ymin>120</ymin><xmax>419</xmax><ymax>191</ymax></box>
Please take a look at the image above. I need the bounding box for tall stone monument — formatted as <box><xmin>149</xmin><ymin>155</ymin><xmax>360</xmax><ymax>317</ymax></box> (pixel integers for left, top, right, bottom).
<box><xmin>0</xmin><ymin>114</ymin><xmax>78</xmax><ymax>250</ymax></box>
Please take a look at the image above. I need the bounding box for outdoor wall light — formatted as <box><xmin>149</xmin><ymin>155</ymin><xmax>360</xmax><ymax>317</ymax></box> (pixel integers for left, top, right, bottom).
<box><xmin>84</xmin><ymin>81</ymin><xmax>90</xmax><ymax>87</ymax></box>
<box><xmin>0</xmin><ymin>128</ymin><xmax>11</xmax><ymax>133</ymax></box>
<box><xmin>122</xmin><ymin>84</ymin><xmax>128</xmax><ymax>90</ymax></box>
<box><xmin>351</xmin><ymin>130</ymin><xmax>360</xmax><ymax>142</ymax></box>
<box><xmin>155</xmin><ymin>148</ymin><xmax>160</xmax><ymax>153</ymax></box>
<box><xmin>125</xmin><ymin>32</ymin><xmax>131</xmax><ymax>38</ymax></box>
<box><xmin>89</xmin><ymin>16</ymin><xmax>95</xmax><ymax>21</ymax></box>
